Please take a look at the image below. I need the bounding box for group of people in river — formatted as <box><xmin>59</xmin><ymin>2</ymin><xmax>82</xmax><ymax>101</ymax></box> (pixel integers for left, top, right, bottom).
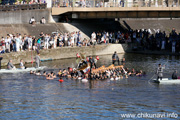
<box><xmin>27</xmin><ymin>51</ymin><xmax>146</xmax><ymax>81</ymax></box>
<box><xmin>29</xmin><ymin>65</ymin><xmax>146</xmax><ymax>81</ymax></box>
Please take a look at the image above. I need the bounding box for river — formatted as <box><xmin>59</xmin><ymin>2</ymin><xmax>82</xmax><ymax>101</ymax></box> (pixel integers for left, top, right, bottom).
<box><xmin>0</xmin><ymin>53</ymin><xmax>180</xmax><ymax>119</ymax></box>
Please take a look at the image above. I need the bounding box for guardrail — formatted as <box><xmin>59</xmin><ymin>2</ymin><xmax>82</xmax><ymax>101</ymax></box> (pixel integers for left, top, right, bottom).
<box><xmin>0</xmin><ymin>3</ymin><xmax>47</xmax><ymax>11</ymax></box>
<box><xmin>52</xmin><ymin>0</ymin><xmax>180</xmax><ymax>8</ymax></box>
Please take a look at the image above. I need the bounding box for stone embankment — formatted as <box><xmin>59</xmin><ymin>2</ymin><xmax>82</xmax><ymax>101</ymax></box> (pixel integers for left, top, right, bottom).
<box><xmin>1</xmin><ymin>44</ymin><xmax>126</xmax><ymax>66</ymax></box>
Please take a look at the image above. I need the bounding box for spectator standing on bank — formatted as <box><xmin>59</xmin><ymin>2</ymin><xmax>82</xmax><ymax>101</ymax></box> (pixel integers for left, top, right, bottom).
<box><xmin>12</xmin><ymin>36</ymin><xmax>16</xmax><ymax>52</ymax></box>
<box><xmin>15</xmin><ymin>34</ymin><xmax>20</xmax><ymax>52</ymax></box>
<box><xmin>5</xmin><ymin>35</ymin><xmax>11</xmax><ymax>53</ymax></box>
<box><xmin>28</xmin><ymin>35</ymin><xmax>32</xmax><ymax>51</ymax></box>
<box><xmin>172</xmin><ymin>40</ymin><xmax>176</xmax><ymax>53</ymax></box>
<box><xmin>44</xmin><ymin>34</ymin><xmax>49</xmax><ymax>49</ymax></box>
<box><xmin>37</xmin><ymin>37</ymin><xmax>41</xmax><ymax>49</ymax></box>
<box><xmin>1</xmin><ymin>37</ymin><xmax>6</xmax><ymax>52</ymax></box>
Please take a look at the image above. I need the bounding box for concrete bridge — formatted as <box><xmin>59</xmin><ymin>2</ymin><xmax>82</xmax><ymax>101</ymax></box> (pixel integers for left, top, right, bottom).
<box><xmin>52</xmin><ymin>7</ymin><xmax>180</xmax><ymax>19</ymax></box>
<box><xmin>51</xmin><ymin>0</ymin><xmax>180</xmax><ymax>19</ymax></box>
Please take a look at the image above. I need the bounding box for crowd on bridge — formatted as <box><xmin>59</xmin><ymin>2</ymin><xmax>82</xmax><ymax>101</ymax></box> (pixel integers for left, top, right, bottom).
<box><xmin>0</xmin><ymin>0</ymin><xmax>46</xmax><ymax>5</ymax></box>
<box><xmin>53</xmin><ymin>0</ymin><xmax>179</xmax><ymax>8</ymax></box>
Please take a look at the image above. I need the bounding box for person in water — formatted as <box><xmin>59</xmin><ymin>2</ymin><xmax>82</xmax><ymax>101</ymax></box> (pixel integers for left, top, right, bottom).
<box><xmin>121</xmin><ymin>58</ymin><xmax>125</xmax><ymax>65</ymax></box>
<box><xmin>20</xmin><ymin>59</ymin><xmax>25</xmax><ymax>69</ymax></box>
<box><xmin>7</xmin><ymin>59</ymin><xmax>16</xmax><ymax>70</ymax></box>
<box><xmin>43</xmin><ymin>71</ymin><xmax>47</xmax><ymax>76</ymax></box>
<box><xmin>156</xmin><ymin>64</ymin><xmax>165</xmax><ymax>80</ymax></box>
<box><xmin>36</xmin><ymin>71</ymin><xmax>41</xmax><ymax>75</ymax></box>
<box><xmin>30</xmin><ymin>70</ymin><xmax>33</xmax><ymax>74</ymax></box>
<box><xmin>172</xmin><ymin>70</ymin><xmax>178</xmax><ymax>79</ymax></box>
<box><xmin>112</xmin><ymin>51</ymin><xmax>119</xmax><ymax>65</ymax></box>
<box><xmin>46</xmin><ymin>75</ymin><xmax>54</xmax><ymax>80</ymax></box>
<box><xmin>57</xmin><ymin>69</ymin><xmax>62</xmax><ymax>77</ymax></box>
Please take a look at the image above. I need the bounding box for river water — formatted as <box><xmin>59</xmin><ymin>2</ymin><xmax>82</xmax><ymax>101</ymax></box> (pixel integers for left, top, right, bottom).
<box><xmin>0</xmin><ymin>53</ymin><xmax>180</xmax><ymax>119</ymax></box>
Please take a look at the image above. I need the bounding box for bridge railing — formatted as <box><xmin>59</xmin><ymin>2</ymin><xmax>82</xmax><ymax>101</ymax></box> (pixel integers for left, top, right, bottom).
<box><xmin>52</xmin><ymin>0</ymin><xmax>180</xmax><ymax>8</ymax></box>
<box><xmin>0</xmin><ymin>3</ymin><xmax>47</xmax><ymax>11</ymax></box>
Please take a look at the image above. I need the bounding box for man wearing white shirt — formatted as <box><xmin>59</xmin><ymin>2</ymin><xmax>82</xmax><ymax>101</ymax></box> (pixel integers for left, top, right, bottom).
<box><xmin>44</xmin><ymin>34</ymin><xmax>49</xmax><ymax>49</ymax></box>
<box><xmin>15</xmin><ymin>34</ymin><xmax>21</xmax><ymax>52</ymax></box>
<box><xmin>5</xmin><ymin>35</ymin><xmax>11</xmax><ymax>53</ymax></box>
<box><xmin>28</xmin><ymin>36</ymin><xmax>33</xmax><ymax>51</ymax></box>
<box><xmin>29</xmin><ymin>17</ymin><xmax>36</xmax><ymax>25</ymax></box>
<box><xmin>91</xmin><ymin>32</ymin><xmax>96</xmax><ymax>45</ymax></box>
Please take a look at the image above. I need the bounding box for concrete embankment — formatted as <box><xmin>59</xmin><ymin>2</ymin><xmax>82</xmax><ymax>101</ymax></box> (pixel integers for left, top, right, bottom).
<box><xmin>0</xmin><ymin>9</ymin><xmax>50</xmax><ymax>24</ymax></box>
<box><xmin>68</xmin><ymin>19</ymin><xmax>180</xmax><ymax>36</ymax></box>
<box><xmin>0</xmin><ymin>23</ymin><xmax>89</xmax><ymax>39</ymax></box>
<box><xmin>120</xmin><ymin>19</ymin><xmax>180</xmax><ymax>34</ymax></box>
<box><xmin>0</xmin><ymin>44</ymin><xmax>126</xmax><ymax>66</ymax></box>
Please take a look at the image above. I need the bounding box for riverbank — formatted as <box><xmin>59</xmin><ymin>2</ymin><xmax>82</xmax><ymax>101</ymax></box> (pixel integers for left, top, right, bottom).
<box><xmin>1</xmin><ymin>43</ymin><xmax>179</xmax><ymax>67</ymax></box>
<box><xmin>0</xmin><ymin>44</ymin><xmax>125</xmax><ymax>66</ymax></box>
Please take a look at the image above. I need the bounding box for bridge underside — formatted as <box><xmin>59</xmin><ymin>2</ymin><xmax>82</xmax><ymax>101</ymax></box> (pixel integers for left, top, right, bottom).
<box><xmin>52</xmin><ymin>7</ymin><xmax>180</xmax><ymax>19</ymax></box>
<box><xmin>68</xmin><ymin>11</ymin><xmax>180</xmax><ymax>19</ymax></box>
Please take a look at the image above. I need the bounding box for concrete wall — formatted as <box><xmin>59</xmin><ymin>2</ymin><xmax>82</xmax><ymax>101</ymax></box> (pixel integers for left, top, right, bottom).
<box><xmin>0</xmin><ymin>23</ymin><xmax>89</xmax><ymax>40</ymax></box>
<box><xmin>0</xmin><ymin>9</ymin><xmax>50</xmax><ymax>24</ymax></box>
<box><xmin>0</xmin><ymin>44</ymin><xmax>125</xmax><ymax>66</ymax></box>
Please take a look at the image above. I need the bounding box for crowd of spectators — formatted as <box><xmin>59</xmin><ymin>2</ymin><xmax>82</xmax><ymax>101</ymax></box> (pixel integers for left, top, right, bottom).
<box><xmin>90</xmin><ymin>28</ymin><xmax>180</xmax><ymax>53</ymax></box>
<box><xmin>16</xmin><ymin>0</ymin><xmax>46</xmax><ymax>4</ymax></box>
<box><xmin>0</xmin><ymin>31</ymin><xmax>91</xmax><ymax>54</ymax></box>
<box><xmin>53</xmin><ymin>0</ymin><xmax>179</xmax><ymax>8</ymax></box>
<box><xmin>0</xmin><ymin>28</ymin><xmax>180</xmax><ymax>54</ymax></box>
<box><xmin>0</xmin><ymin>0</ymin><xmax>46</xmax><ymax>5</ymax></box>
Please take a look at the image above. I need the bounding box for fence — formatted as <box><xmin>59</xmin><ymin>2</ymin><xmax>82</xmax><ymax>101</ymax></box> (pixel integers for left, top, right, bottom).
<box><xmin>0</xmin><ymin>3</ymin><xmax>47</xmax><ymax>11</ymax></box>
<box><xmin>52</xmin><ymin>0</ymin><xmax>180</xmax><ymax>8</ymax></box>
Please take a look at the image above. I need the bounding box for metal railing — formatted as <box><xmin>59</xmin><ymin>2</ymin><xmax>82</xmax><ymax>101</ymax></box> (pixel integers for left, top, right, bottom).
<box><xmin>0</xmin><ymin>3</ymin><xmax>47</xmax><ymax>11</ymax></box>
<box><xmin>52</xmin><ymin>0</ymin><xmax>180</xmax><ymax>8</ymax></box>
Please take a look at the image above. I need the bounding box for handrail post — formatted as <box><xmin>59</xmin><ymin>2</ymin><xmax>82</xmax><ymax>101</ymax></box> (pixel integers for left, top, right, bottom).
<box><xmin>94</xmin><ymin>0</ymin><xmax>95</xmax><ymax>7</ymax></box>
<box><xmin>73</xmin><ymin>0</ymin><xmax>75</xmax><ymax>7</ymax></box>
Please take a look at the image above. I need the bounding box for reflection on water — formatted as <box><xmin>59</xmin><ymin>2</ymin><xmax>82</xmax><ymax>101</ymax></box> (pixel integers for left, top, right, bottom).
<box><xmin>0</xmin><ymin>53</ymin><xmax>180</xmax><ymax>119</ymax></box>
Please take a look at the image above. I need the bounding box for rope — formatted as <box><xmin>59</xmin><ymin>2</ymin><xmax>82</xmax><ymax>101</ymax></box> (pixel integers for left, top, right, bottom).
<box><xmin>31</xmin><ymin>50</ymin><xmax>33</xmax><ymax>67</ymax></box>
